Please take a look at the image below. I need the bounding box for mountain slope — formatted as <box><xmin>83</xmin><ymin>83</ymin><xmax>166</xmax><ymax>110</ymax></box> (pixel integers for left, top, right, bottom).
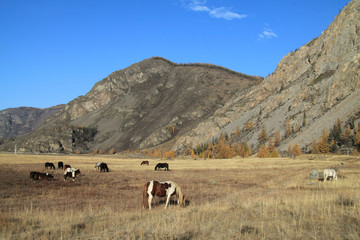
<box><xmin>0</xmin><ymin>58</ymin><xmax>262</xmax><ymax>153</ymax></box>
<box><xmin>0</xmin><ymin>105</ymin><xmax>65</xmax><ymax>139</ymax></box>
<box><xmin>172</xmin><ymin>0</ymin><xmax>360</xmax><ymax>153</ymax></box>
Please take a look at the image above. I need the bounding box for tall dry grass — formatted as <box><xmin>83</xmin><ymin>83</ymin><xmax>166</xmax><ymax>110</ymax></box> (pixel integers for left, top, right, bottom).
<box><xmin>0</xmin><ymin>153</ymin><xmax>359</xmax><ymax>239</ymax></box>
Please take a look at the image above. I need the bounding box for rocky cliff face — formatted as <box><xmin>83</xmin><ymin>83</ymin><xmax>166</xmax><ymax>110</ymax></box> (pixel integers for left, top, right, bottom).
<box><xmin>0</xmin><ymin>58</ymin><xmax>261</xmax><ymax>153</ymax></box>
<box><xmin>173</xmin><ymin>0</ymin><xmax>360</xmax><ymax>152</ymax></box>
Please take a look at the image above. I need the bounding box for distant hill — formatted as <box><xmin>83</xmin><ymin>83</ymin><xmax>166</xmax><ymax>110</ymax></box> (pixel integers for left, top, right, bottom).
<box><xmin>0</xmin><ymin>105</ymin><xmax>65</xmax><ymax>139</ymax></box>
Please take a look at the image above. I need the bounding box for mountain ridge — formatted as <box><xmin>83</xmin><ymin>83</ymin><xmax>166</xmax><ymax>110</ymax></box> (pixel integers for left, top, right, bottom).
<box><xmin>1</xmin><ymin>0</ymin><xmax>359</xmax><ymax>154</ymax></box>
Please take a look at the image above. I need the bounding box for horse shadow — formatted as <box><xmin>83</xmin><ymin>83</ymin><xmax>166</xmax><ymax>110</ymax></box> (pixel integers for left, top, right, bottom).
<box><xmin>158</xmin><ymin>199</ymin><xmax>191</xmax><ymax>207</ymax></box>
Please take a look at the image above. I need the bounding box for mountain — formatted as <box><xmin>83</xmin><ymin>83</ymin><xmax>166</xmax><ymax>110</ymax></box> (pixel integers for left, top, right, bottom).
<box><xmin>1</xmin><ymin>0</ymin><xmax>359</xmax><ymax>154</ymax></box>
<box><xmin>172</xmin><ymin>0</ymin><xmax>360</xmax><ymax>153</ymax></box>
<box><xmin>0</xmin><ymin>58</ymin><xmax>262</xmax><ymax>153</ymax></box>
<box><xmin>0</xmin><ymin>105</ymin><xmax>65</xmax><ymax>139</ymax></box>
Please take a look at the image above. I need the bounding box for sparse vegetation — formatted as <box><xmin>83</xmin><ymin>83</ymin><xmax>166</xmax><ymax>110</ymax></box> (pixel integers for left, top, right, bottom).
<box><xmin>0</xmin><ymin>153</ymin><xmax>359</xmax><ymax>239</ymax></box>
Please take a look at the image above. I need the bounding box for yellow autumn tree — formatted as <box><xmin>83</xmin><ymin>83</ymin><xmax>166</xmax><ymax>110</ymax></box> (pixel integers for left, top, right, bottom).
<box><xmin>292</xmin><ymin>143</ymin><xmax>302</xmax><ymax>156</ymax></box>
<box><xmin>318</xmin><ymin>129</ymin><xmax>330</xmax><ymax>153</ymax></box>
<box><xmin>271</xmin><ymin>147</ymin><xmax>281</xmax><ymax>158</ymax></box>
<box><xmin>258</xmin><ymin>126</ymin><xmax>268</xmax><ymax>145</ymax></box>
<box><xmin>311</xmin><ymin>139</ymin><xmax>319</xmax><ymax>154</ymax></box>
<box><xmin>274</xmin><ymin>131</ymin><xmax>281</xmax><ymax>147</ymax></box>
<box><xmin>258</xmin><ymin>144</ymin><xmax>270</xmax><ymax>158</ymax></box>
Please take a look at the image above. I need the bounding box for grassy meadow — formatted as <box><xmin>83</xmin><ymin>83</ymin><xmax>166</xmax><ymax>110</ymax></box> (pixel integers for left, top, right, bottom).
<box><xmin>0</xmin><ymin>153</ymin><xmax>359</xmax><ymax>239</ymax></box>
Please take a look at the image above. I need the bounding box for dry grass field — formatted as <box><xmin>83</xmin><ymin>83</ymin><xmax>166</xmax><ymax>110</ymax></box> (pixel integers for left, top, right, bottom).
<box><xmin>0</xmin><ymin>153</ymin><xmax>359</xmax><ymax>239</ymax></box>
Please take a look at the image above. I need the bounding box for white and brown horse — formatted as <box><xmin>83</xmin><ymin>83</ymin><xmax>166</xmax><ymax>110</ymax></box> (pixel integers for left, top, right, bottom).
<box><xmin>143</xmin><ymin>180</ymin><xmax>185</xmax><ymax>210</ymax></box>
<box><xmin>324</xmin><ymin>169</ymin><xmax>338</xmax><ymax>181</ymax></box>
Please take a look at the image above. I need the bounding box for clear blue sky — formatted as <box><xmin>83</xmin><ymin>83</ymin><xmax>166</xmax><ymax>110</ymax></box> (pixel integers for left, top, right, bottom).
<box><xmin>0</xmin><ymin>0</ymin><xmax>350</xmax><ymax>110</ymax></box>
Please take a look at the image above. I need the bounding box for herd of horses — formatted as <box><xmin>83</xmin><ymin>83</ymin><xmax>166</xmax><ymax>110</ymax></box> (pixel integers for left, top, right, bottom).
<box><xmin>29</xmin><ymin>159</ymin><xmax>339</xmax><ymax>210</ymax></box>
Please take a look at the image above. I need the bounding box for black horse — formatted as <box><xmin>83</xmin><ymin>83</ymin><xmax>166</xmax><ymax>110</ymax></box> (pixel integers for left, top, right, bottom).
<box><xmin>155</xmin><ymin>163</ymin><xmax>169</xmax><ymax>171</ymax></box>
<box><xmin>45</xmin><ymin>162</ymin><xmax>55</xmax><ymax>170</ymax></box>
<box><xmin>58</xmin><ymin>161</ymin><xmax>64</xmax><ymax>169</ymax></box>
<box><xmin>99</xmin><ymin>162</ymin><xmax>110</xmax><ymax>172</ymax></box>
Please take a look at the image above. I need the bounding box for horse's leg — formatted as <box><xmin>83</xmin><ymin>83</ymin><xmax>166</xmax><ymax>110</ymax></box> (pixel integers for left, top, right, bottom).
<box><xmin>165</xmin><ymin>194</ymin><xmax>172</xmax><ymax>209</ymax></box>
<box><xmin>148</xmin><ymin>195</ymin><xmax>153</xmax><ymax>210</ymax></box>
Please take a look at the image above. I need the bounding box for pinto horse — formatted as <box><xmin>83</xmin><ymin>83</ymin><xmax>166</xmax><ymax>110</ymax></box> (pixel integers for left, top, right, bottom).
<box><xmin>324</xmin><ymin>169</ymin><xmax>338</xmax><ymax>181</ymax></box>
<box><xmin>94</xmin><ymin>162</ymin><xmax>103</xmax><ymax>170</ymax></box>
<box><xmin>64</xmin><ymin>168</ymin><xmax>81</xmax><ymax>181</ymax></box>
<box><xmin>143</xmin><ymin>180</ymin><xmax>185</xmax><ymax>209</ymax></box>
<box><xmin>155</xmin><ymin>163</ymin><xmax>169</xmax><ymax>171</ymax></box>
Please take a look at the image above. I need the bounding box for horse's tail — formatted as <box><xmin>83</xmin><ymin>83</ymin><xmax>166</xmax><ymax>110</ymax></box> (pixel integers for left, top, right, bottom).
<box><xmin>143</xmin><ymin>183</ymin><xmax>149</xmax><ymax>208</ymax></box>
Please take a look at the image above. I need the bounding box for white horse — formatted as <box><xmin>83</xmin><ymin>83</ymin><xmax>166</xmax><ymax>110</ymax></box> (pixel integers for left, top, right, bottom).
<box><xmin>94</xmin><ymin>162</ymin><xmax>103</xmax><ymax>170</ymax></box>
<box><xmin>143</xmin><ymin>180</ymin><xmax>185</xmax><ymax>210</ymax></box>
<box><xmin>324</xmin><ymin>169</ymin><xmax>337</xmax><ymax>181</ymax></box>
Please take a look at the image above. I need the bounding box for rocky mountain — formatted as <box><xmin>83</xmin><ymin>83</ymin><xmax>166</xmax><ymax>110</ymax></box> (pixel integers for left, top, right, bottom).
<box><xmin>0</xmin><ymin>105</ymin><xmax>65</xmax><ymax>139</ymax></box>
<box><xmin>0</xmin><ymin>58</ymin><xmax>262</xmax><ymax>153</ymax></box>
<box><xmin>1</xmin><ymin>0</ymin><xmax>359</xmax><ymax>154</ymax></box>
<box><xmin>172</xmin><ymin>0</ymin><xmax>360</xmax><ymax>153</ymax></box>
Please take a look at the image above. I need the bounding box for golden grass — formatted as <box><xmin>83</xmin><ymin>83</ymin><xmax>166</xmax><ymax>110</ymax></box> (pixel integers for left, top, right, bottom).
<box><xmin>0</xmin><ymin>153</ymin><xmax>359</xmax><ymax>239</ymax></box>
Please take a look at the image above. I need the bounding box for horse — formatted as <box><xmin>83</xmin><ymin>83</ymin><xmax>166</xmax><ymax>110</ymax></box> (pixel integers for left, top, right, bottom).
<box><xmin>58</xmin><ymin>161</ymin><xmax>64</xmax><ymax>169</ymax></box>
<box><xmin>324</xmin><ymin>169</ymin><xmax>338</xmax><ymax>181</ymax></box>
<box><xmin>99</xmin><ymin>162</ymin><xmax>109</xmax><ymax>172</ymax></box>
<box><xmin>155</xmin><ymin>163</ymin><xmax>169</xmax><ymax>171</ymax></box>
<box><xmin>94</xmin><ymin>162</ymin><xmax>103</xmax><ymax>170</ymax></box>
<box><xmin>143</xmin><ymin>180</ymin><xmax>185</xmax><ymax>210</ymax></box>
<box><xmin>30</xmin><ymin>172</ymin><xmax>54</xmax><ymax>181</ymax></box>
<box><xmin>45</xmin><ymin>162</ymin><xmax>55</xmax><ymax>170</ymax></box>
<box><xmin>141</xmin><ymin>161</ymin><xmax>149</xmax><ymax>166</ymax></box>
<box><xmin>64</xmin><ymin>164</ymin><xmax>71</xmax><ymax>170</ymax></box>
<box><xmin>64</xmin><ymin>168</ymin><xmax>81</xmax><ymax>181</ymax></box>
<box><xmin>30</xmin><ymin>171</ymin><xmax>37</xmax><ymax>180</ymax></box>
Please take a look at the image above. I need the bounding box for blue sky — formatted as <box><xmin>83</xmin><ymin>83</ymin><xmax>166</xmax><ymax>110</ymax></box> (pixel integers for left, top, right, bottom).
<box><xmin>0</xmin><ymin>0</ymin><xmax>350</xmax><ymax>110</ymax></box>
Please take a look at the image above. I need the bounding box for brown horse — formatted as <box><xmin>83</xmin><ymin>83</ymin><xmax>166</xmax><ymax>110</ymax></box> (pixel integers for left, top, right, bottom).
<box><xmin>30</xmin><ymin>172</ymin><xmax>54</xmax><ymax>181</ymax></box>
<box><xmin>141</xmin><ymin>161</ymin><xmax>149</xmax><ymax>165</ymax></box>
<box><xmin>143</xmin><ymin>180</ymin><xmax>185</xmax><ymax>210</ymax></box>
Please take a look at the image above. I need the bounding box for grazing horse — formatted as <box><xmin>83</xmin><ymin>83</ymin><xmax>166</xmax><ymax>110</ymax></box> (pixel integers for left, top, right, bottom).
<box><xmin>155</xmin><ymin>163</ymin><xmax>169</xmax><ymax>171</ymax></box>
<box><xmin>58</xmin><ymin>161</ymin><xmax>64</xmax><ymax>169</ymax></box>
<box><xmin>64</xmin><ymin>164</ymin><xmax>71</xmax><ymax>170</ymax></box>
<box><xmin>30</xmin><ymin>172</ymin><xmax>54</xmax><ymax>181</ymax></box>
<box><xmin>45</xmin><ymin>162</ymin><xmax>55</xmax><ymax>170</ymax></box>
<box><xmin>143</xmin><ymin>180</ymin><xmax>185</xmax><ymax>210</ymax></box>
<box><xmin>99</xmin><ymin>162</ymin><xmax>109</xmax><ymax>172</ymax></box>
<box><xmin>324</xmin><ymin>169</ymin><xmax>338</xmax><ymax>181</ymax></box>
<box><xmin>141</xmin><ymin>161</ymin><xmax>149</xmax><ymax>166</ymax></box>
<box><xmin>94</xmin><ymin>162</ymin><xmax>103</xmax><ymax>170</ymax></box>
<box><xmin>64</xmin><ymin>168</ymin><xmax>81</xmax><ymax>181</ymax></box>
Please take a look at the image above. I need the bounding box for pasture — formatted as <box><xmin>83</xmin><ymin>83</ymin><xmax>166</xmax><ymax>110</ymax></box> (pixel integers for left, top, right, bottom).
<box><xmin>0</xmin><ymin>153</ymin><xmax>359</xmax><ymax>239</ymax></box>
